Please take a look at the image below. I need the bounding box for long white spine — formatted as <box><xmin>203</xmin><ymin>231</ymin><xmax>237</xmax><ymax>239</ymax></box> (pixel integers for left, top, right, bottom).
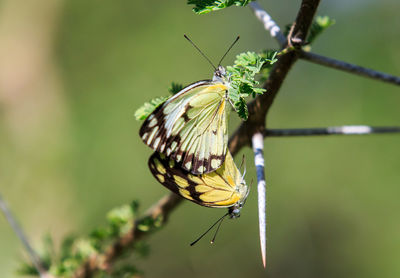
<box><xmin>252</xmin><ymin>132</ymin><xmax>267</xmax><ymax>268</ymax></box>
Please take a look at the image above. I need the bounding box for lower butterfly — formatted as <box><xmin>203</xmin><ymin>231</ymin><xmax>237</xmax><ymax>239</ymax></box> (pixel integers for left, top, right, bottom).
<box><xmin>148</xmin><ymin>150</ymin><xmax>249</xmax><ymax>218</ymax></box>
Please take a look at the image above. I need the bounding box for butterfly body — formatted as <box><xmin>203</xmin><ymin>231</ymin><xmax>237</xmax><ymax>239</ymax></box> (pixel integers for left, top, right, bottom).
<box><xmin>148</xmin><ymin>151</ymin><xmax>248</xmax><ymax>218</ymax></box>
<box><xmin>140</xmin><ymin>66</ymin><xmax>231</xmax><ymax>174</ymax></box>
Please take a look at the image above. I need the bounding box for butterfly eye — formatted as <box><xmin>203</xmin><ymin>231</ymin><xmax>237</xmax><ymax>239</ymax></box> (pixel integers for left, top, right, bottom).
<box><xmin>229</xmin><ymin>206</ymin><xmax>241</xmax><ymax>219</ymax></box>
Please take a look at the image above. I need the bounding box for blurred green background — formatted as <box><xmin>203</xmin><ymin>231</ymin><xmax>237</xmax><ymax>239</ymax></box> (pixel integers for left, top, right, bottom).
<box><xmin>0</xmin><ymin>0</ymin><xmax>399</xmax><ymax>277</ymax></box>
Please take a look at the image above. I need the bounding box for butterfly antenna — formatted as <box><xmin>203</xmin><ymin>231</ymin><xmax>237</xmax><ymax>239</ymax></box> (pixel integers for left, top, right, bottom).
<box><xmin>190</xmin><ymin>212</ymin><xmax>229</xmax><ymax>246</ymax></box>
<box><xmin>184</xmin><ymin>34</ymin><xmax>216</xmax><ymax>71</ymax></box>
<box><xmin>217</xmin><ymin>36</ymin><xmax>240</xmax><ymax>67</ymax></box>
<box><xmin>210</xmin><ymin>213</ymin><xmax>227</xmax><ymax>244</ymax></box>
<box><xmin>239</xmin><ymin>154</ymin><xmax>246</xmax><ymax>179</ymax></box>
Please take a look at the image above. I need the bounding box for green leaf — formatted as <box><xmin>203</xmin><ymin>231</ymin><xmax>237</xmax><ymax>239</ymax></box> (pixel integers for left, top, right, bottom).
<box><xmin>226</xmin><ymin>51</ymin><xmax>277</xmax><ymax>119</ymax></box>
<box><xmin>188</xmin><ymin>0</ymin><xmax>254</xmax><ymax>14</ymax></box>
<box><xmin>16</xmin><ymin>263</ymin><xmax>39</xmax><ymax>276</ymax></box>
<box><xmin>137</xmin><ymin>215</ymin><xmax>163</xmax><ymax>232</ymax></box>
<box><xmin>134</xmin><ymin>96</ymin><xmax>168</xmax><ymax>121</ymax></box>
<box><xmin>112</xmin><ymin>265</ymin><xmax>141</xmax><ymax>278</ymax></box>
<box><xmin>74</xmin><ymin>239</ymin><xmax>97</xmax><ymax>260</ymax></box>
<box><xmin>235</xmin><ymin>97</ymin><xmax>248</xmax><ymax>120</ymax></box>
<box><xmin>308</xmin><ymin>16</ymin><xmax>335</xmax><ymax>44</ymax></box>
<box><xmin>168</xmin><ymin>82</ymin><xmax>184</xmax><ymax>95</ymax></box>
<box><xmin>107</xmin><ymin>204</ymin><xmax>135</xmax><ymax>236</ymax></box>
<box><xmin>60</xmin><ymin>235</ymin><xmax>77</xmax><ymax>261</ymax></box>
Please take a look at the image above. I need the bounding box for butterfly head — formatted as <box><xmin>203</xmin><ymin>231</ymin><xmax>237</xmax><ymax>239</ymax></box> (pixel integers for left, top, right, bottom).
<box><xmin>229</xmin><ymin>179</ymin><xmax>249</xmax><ymax>219</ymax></box>
<box><xmin>213</xmin><ymin>66</ymin><xmax>228</xmax><ymax>84</ymax></box>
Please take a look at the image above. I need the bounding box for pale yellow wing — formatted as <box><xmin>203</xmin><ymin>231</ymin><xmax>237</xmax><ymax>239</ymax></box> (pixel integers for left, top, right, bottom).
<box><xmin>140</xmin><ymin>81</ymin><xmax>229</xmax><ymax>174</ymax></box>
<box><xmin>148</xmin><ymin>151</ymin><xmax>246</xmax><ymax>208</ymax></box>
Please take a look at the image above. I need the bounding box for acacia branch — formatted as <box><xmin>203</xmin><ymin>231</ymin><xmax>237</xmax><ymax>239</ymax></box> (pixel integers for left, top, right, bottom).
<box><xmin>73</xmin><ymin>193</ymin><xmax>182</xmax><ymax>278</ymax></box>
<box><xmin>230</xmin><ymin>0</ymin><xmax>321</xmax><ymax>155</ymax></box>
<box><xmin>300</xmin><ymin>51</ymin><xmax>400</xmax><ymax>86</ymax></box>
<box><xmin>265</xmin><ymin>126</ymin><xmax>400</xmax><ymax>137</ymax></box>
<box><xmin>250</xmin><ymin>2</ymin><xmax>400</xmax><ymax>87</ymax></box>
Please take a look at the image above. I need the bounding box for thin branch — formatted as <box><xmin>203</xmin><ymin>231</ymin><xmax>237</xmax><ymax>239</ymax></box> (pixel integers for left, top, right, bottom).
<box><xmin>249</xmin><ymin>2</ymin><xmax>400</xmax><ymax>87</ymax></box>
<box><xmin>252</xmin><ymin>132</ymin><xmax>267</xmax><ymax>268</ymax></box>
<box><xmin>231</xmin><ymin>0</ymin><xmax>321</xmax><ymax>269</ymax></box>
<box><xmin>248</xmin><ymin>2</ymin><xmax>287</xmax><ymax>47</ymax></box>
<box><xmin>265</xmin><ymin>125</ymin><xmax>400</xmax><ymax>137</ymax></box>
<box><xmin>230</xmin><ymin>0</ymin><xmax>321</xmax><ymax>155</ymax></box>
<box><xmin>0</xmin><ymin>193</ymin><xmax>53</xmax><ymax>278</ymax></box>
<box><xmin>287</xmin><ymin>0</ymin><xmax>320</xmax><ymax>47</ymax></box>
<box><xmin>73</xmin><ymin>193</ymin><xmax>182</xmax><ymax>278</ymax></box>
<box><xmin>300</xmin><ymin>51</ymin><xmax>400</xmax><ymax>86</ymax></box>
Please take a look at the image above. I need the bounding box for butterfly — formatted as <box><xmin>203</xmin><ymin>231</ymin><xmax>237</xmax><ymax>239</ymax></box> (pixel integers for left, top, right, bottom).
<box><xmin>148</xmin><ymin>150</ymin><xmax>249</xmax><ymax>218</ymax></box>
<box><xmin>139</xmin><ymin>36</ymin><xmax>240</xmax><ymax>175</ymax></box>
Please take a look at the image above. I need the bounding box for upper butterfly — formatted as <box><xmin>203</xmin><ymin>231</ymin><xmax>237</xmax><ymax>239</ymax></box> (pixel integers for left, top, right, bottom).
<box><xmin>139</xmin><ymin>36</ymin><xmax>239</xmax><ymax>175</ymax></box>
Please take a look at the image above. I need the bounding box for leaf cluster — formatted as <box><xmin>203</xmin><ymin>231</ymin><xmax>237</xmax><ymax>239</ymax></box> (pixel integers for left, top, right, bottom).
<box><xmin>134</xmin><ymin>96</ymin><xmax>168</xmax><ymax>121</ymax></box>
<box><xmin>18</xmin><ymin>201</ymin><xmax>158</xmax><ymax>277</ymax></box>
<box><xmin>188</xmin><ymin>0</ymin><xmax>254</xmax><ymax>14</ymax></box>
<box><xmin>227</xmin><ymin>51</ymin><xmax>277</xmax><ymax>120</ymax></box>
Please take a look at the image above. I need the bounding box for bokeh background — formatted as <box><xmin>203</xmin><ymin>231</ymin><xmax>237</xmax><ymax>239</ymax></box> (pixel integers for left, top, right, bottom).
<box><xmin>0</xmin><ymin>0</ymin><xmax>399</xmax><ymax>277</ymax></box>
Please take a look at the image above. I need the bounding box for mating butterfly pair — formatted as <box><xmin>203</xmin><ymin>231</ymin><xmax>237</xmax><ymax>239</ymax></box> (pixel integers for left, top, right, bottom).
<box><xmin>139</xmin><ymin>37</ymin><xmax>249</xmax><ymax>220</ymax></box>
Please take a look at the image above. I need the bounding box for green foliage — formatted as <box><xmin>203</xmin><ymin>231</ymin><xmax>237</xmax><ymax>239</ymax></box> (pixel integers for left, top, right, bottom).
<box><xmin>188</xmin><ymin>0</ymin><xmax>254</xmax><ymax>14</ymax></box>
<box><xmin>137</xmin><ymin>215</ymin><xmax>163</xmax><ymax>232</ymax></box>
<box><xmin>107</xmin><ymin>204</ymin><xmax>135</xmax><ymax>236</ymax></box>
<box><xmin>112</xmin><ymin>265</ymin><xmax>141</xmax><ymax>278</ymax></box>
<box><xmin>307</xmin><ymin>15</ymin><xmax>335</xmax><ymax>44</ymax></box>
<box><xmin>18</xmin><ymin>201</ymin><xmax>159</xmax><ymax>277</ymax></box>
<box><xmin>259</xmin><ymin>49</ymin><xmax>278</xmax><ymax>82</ymax></box>
<box><xmin>134</xmin><ymin>96</ymin><xmax>168</xmax><ymax>121</ymax></box>
<box><xmin>168</xmin><ymin>82</ymin><xmax>184</xmax><ymax>95</ymax></box>
<box><xmin>134</xmin><ymin>82</ymin><xmax>183</xmax><ymax>121</ymax></box>
<box><xmin>227</xmin><ymin>51</ymin><xmax>277</xmax><ymax>119</ymax></box>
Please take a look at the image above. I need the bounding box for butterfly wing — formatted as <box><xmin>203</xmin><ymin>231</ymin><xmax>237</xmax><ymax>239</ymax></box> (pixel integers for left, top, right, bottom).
<box><xmin>148</xmin><ymin>151</ymin><xmax>245</xmax><ymax>208</ymax></box>
<box><xmin>140</xmin><ymin>80</ymin><xmax>229</xmax><ymax>174</ymax></box>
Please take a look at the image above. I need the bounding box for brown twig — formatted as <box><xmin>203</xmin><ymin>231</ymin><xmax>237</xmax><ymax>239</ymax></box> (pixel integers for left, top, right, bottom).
<box><xmin>249</xmin><ymin>2</ymin><xmax>400</xmax><ymax>87</ymax></box>
<box><xmin>230</xmin><ymin>0</ymin><xmax>321</xmax><ymax>155</ymax></box>
<box><xmin>300</xmin><ymin>51</ymin><xmax>400</xmax><ymax>86</ymax></box>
